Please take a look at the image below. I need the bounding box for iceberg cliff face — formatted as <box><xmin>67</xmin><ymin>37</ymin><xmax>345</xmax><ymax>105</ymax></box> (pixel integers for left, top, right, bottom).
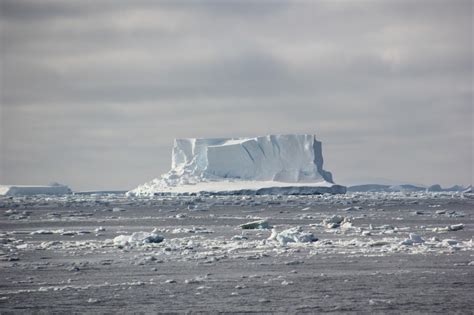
<box><xmin>129</xmin><ymin>134</ymin><xmax>345</xmax><ymax>196</ymax></box>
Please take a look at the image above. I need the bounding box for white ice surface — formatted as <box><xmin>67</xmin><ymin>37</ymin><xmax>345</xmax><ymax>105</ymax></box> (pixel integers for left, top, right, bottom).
<box><xmin>129</xmin><ymin>134</ymin><xmax>343</xmax><ymax>196</ymax></box>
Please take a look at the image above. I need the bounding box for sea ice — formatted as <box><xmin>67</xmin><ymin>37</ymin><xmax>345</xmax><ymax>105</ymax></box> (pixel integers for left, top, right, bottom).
<box><xmin>269</xmin><ymin>227</ymin><xmax>318</xmax><ymax>246</ymax></box>
<box><xmin>400</xmin><ymin>233</ymin><xmax>425</xmax><ymax>245</ymax></box>
<box><xmin>113</xmin><ymin>232</ymin><xmax>164</xmax><ymax>247</ymax></box>
<box><xmin>240</xmin><ymin>219</ymin><xmax>272</xmax><ymax>230</ymax></box>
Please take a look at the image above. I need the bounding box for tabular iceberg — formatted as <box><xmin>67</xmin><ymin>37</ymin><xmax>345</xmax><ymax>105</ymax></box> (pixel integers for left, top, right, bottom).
<box><xmin>0</xmin><ymin>184</ymin><xmax>72</xmax><ymax>196</ymax></box>
<box><xmin>128</xmin><ymin>134</ymin><xmax>346</xmax><ymax>196</ymax></box>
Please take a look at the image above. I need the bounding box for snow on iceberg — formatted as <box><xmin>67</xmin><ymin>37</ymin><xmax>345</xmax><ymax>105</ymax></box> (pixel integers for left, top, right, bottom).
<box><xmin>0</xmin><ymin>184</ymin><xmax>72</xmax><ymax>196</ymax></box>
<box><xmin>128</xmin><ymin>134</ymin><xmax>346</xmax><ymax>196</ymax></box>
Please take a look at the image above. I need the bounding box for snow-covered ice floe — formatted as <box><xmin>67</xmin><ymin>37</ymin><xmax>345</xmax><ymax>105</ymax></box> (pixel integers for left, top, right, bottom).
<box><xmin>268</xmin><ymin>226</ymin><xmax>318</xmax><ymax>246</ymax></box>
<box><xmin>128</xmin><ymin>134</ymin><xmax>346</xmax><ymax>196</ymax></box>
<box><xmin>112</xmin><ymin>232</ymin><xmax>164</xmax><ymax>247</ymax></box>
<box><xmin>0</xmin><ymin>184</ymin><xmax>71</xmax><ymax>196</ymax></box>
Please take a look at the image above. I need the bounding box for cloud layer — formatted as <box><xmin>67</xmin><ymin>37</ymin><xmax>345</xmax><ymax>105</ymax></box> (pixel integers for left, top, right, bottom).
<box><xmin>1</xmin><ymin>0</ymin><xmax>472</xmax><ymax>190</ymax></box>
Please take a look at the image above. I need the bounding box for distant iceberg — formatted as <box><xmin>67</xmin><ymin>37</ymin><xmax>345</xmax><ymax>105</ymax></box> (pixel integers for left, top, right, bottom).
<box><xmin>128</xmin><ymin>134</ymin><xmax>346</xmax><ymax>196</ymax></box>
<box><xmin>0</xmin><ymin>183</ymin><xmax>72</xmax><ymax>196</ymax></box>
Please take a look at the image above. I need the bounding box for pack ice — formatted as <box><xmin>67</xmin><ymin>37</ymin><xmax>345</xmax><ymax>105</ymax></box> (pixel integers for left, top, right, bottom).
<box><xmin>128</xmin><ymin>134</ymin><xmax>346</xmax><ymax>196</ymax></box>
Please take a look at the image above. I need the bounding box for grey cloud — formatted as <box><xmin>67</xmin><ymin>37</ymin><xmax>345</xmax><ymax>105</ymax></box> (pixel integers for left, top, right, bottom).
<box><xmin>1</xmin><ymin>0</ymin><xmax>472</xmax><ymax>190</ymax></box>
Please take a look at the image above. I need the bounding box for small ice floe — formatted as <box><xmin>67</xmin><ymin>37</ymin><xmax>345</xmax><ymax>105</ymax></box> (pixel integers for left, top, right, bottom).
<box><xmin>432</xmin><ymin>224</ymin><xmax>464</xmax><ymax>233</ymax></box>
<box><xmin>16</xmin><ymin>244</ymin><xmax>28</xmax><ymax>250</ymax></box>
<box><xmin>240</xmin><ymin>219</ymin><xmax>272</xmax><ymax>230</ymax></box>
<box><xmin>340</xmin><ymin>220</ymin><xmax>353</xmax><ymax>230</ymax></box>
<box><xmin>323</xmin><ymin>215</ymin><xmax>345</xmax><ymax>228</ymax></box>
<box><xmin>62</xmin><ymin>231</ymin><xmax>78</xmax><ymax>236</ymax></box>
<box><xmin>369</xmin><ymin>299</ymin><xmax>392</xmax><ymax>306</ymax></box>
<box><xmin>341</xmin><ymin>206</ymin><xmax>362</xmax><ymax>212</ymax></box>
<box><xmin>171</xmin><ymin>227</ymin><xmax>213</xmax><ymax>234</ymax></box>
<box><xmin>113</xmin><ymin>232</ymin><xmax>164</xmax><ymax>247</ymax></box>
<box><xmin>442</xmin><ymin>239</ymin><xmax>458</xmax><ymax>246</ymax></box>
<box><xmin>268</xmin><ymin>227</ymin><xmax>317</xmax><ymax>246</ymax></box>
<box><xmin>369</xmin><ymin>240</ymin><xmax>391</xmax><ymax>247</ymax></box>
<box><xmin>400</xmin><ymin>233</ymin><xmax>425</xmax><ymax>246</ymax></box>
<box><xmin>187</xmin><ymin>204</ymin><xmax>209</xmax><ymax>211</ymax></box>
<box><xmin>31</xmin><ymin>230</ymin><xmax>55</xmax><ymax>235</ymax></box>
<box><xmin>433</xmin><ymin>210</ymin><xmax>465</xmax><ymax>218</ymax></box>
<box><xmin>370</xmin><ymin>224</ymin><xmax>395</xmax><ymax>231</ymax></box>
<box><xmin>30</xmin><ymin>229</ymin><xmax>91</xmax><ymax>236</ymax></box>
<box><xmin>231</xmin><ymin>235</ymin><xmax>248</xmax><ymax>241</ymax></box>
<box><xmin>448</xmin><ymin>224</ymin><xmax>464</xmax><ymax>231</ymax></box>
<box><xmin>95</xmin><ymin>226</ymin><xmax>106</xmax><ymax>233</ymax></box>
<box><xmin>184</xmin><ymin>277</ymin><xmax>204</xmax><ymax>285</ymax></box>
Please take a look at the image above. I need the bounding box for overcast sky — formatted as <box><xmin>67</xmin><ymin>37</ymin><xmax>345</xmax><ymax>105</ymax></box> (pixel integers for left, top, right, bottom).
<box><xmin>0</xmin><ymin>0</ymin><xmax>472</xmax><ymax>191</ymax></box>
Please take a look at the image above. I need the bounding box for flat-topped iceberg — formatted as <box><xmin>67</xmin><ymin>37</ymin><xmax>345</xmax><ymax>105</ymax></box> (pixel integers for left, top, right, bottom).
<box><xmin>0</xmin><ymin>184</ymin><xmax>72</xmax><ymax>196</ymax></box>
<box><xmin>128</xmin><ymin>134</ymin><xmax>345</xmax><ymax>196</ymax></box>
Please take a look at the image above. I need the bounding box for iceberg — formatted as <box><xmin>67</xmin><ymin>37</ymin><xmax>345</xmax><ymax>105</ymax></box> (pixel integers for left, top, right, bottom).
<box><xmin>0</xmin><ymin>184</ymin><xmax>72</xmax><ymax>196</ymax></box>
<box><xmin>128</xmin><ymin>134</ymin><xmax>346</xmax><ymax>196</ymax></box>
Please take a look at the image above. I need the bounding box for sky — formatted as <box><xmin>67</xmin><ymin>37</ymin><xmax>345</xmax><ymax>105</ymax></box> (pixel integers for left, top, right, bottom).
<box><xmin>0</xmin><ymin>0</ymin><xmax>472</xmax><ymax>191</ymax></box>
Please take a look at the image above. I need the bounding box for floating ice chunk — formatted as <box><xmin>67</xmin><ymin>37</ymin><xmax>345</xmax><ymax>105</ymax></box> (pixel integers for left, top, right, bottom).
<box><xmin>448</xmin><ymin>224</ymin><xmax>464</xmax><ymax>231</ymax></box>
<box><xmin>271</xmin><ymin>227</ymin><xmax>318</xmax><ymax>246</ymax></box>
<box><xmin>369</xmin><ymin>240</ymin><xmax>391</xmax><ymax>247</ymax></box>
<box><xmin>432</xmin><ymin>224</ymin><xmax>464</xmax><ymax>233</ymax></box>
<box><xmin>409</xmin><ymin>233</ymin><xmax>425</xmax><ymax>243</ymax></box>
<box><xmin>341</xmin><ymin>206</ymin><xmax>362</xmax><ymax>212</ymax></box>
<box><xmin>240</xmin><ymin>219</ymin><xmax>272</xmax><ymax>230</ymax></box>
<box><xmin>442</xmin><ymin>239</ymin><xmax>458</xmax><ymax>246</ymax></box>
<box><xmin>95</xmin><ymin>226</ymin><xmax>106</xmax><ymax>233</ymax></box>
<box><xmin>323</xmin><ymin>215</ymin><xmax>344</xmax><ymax>228</ymax></box>
<box><xmin>231</xmin><ymin>235</ymin><xmax>248</xmax><ymax>241</ymax></box>
<box><xmin>340</xmin><ymin>219</ymin><xmax>353</xmax><ymax>230</ymax></box>
<box><xmin>323</xmin><ymin>215</ymin><xmax>351</xmax><ymax>229</ymax></box>
<box><xmin>171</xmin><ymin>227</ymin><xmax>213</xmax><ymax>234</ymax></box>
<box><xmin>370</xmin><ymin>224</ymin><xmax>394</xmax><ymax>231</ymax></box>
<box><xmin>31</xmin><ymin>230</ymin><xmax>55</xmax><ymax>235</ymax></box>
<box><xmin>432</xmin><ymin>226</ymin><xmax>449</xmax><ymax>233</ymax></box>
<box><xmin>325</xmin><ymin>215</ymin><xmax>344</xmax><ymax>224</ymax></box>
<box><xmin>113</xmin><ymin>232</ymin><xmax>164</xmax><ymax>247</ymax></box>
<box><xmin>401</xmin><ymin>233</ymin><xmax>425</xmax><ymax>245</ymax></box>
